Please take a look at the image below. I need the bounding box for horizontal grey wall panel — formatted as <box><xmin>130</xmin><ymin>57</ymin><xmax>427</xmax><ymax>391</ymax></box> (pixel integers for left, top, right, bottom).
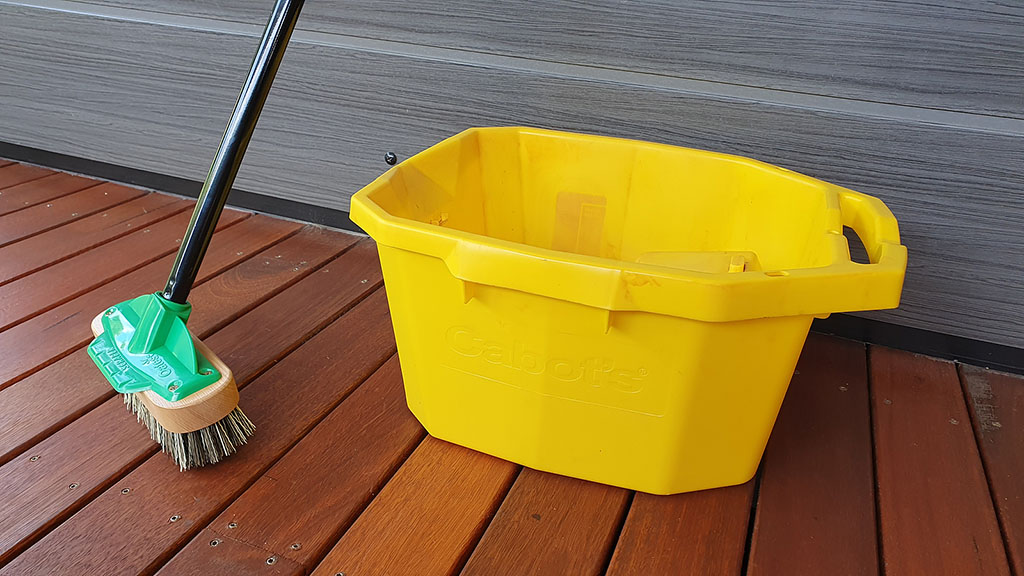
<box><xmin>75</xmin><ymin>0</ymin><xmax>1024</xmax><ymax>118</ymax></box>
<box><xmin>1</xmin><ymin>3</ymin><xmax>1023</xmax><ymax>348</ymax></box>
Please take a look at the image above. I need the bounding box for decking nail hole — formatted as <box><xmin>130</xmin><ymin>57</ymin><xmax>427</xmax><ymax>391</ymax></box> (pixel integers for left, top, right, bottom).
<box><xmin>266</xmin><ymin>556</ymin><xmax>277</xmax><ymax>565</ymax></box>
<box><xmin>71</xmin><ymin>212</ymin><xmax>78</xmax><ymax>217</ymax></box>
<box><xmin>46</xmin><ymin>203</ymin><xmax>52</xmax><ymax>208</ymax></box>
<box><xmin>290</xmin><ymin>543</ymin><xmax>301</xmax><ymax>550</ymax></box>
<box><xmin>210</xmin><ymin>539</ymin><xmax>220</xmax><ymax>547</ymax></box>
<box><xmin>884</xmin><ymin>399</ymin><xmax>892</xmax><ymax>405</ymax></box>
<box><xmin>839</xmin><ymin>385</ymin><xmax>848</xmax><ymax>392</ymax></box>
<box><xmin>29</xmin><ymin>455</ymin><xmax>39</xmax><ymax>462</ymax></box>
<box><xmin>228</xmin><ymin>522</ymin><xmax>237</xmax><ymax>529</ymax></box>
<box><xmin>360</xmin><ymin>279</ymin><xmax>367</xmax><ymax>284</ymax></box>
<box><xmin>949</xmin><ymin>418</ymin><xmax>959</xmax><ymax>425</ymax></box>
<box><xmin>69</xmin><ymin>483</ymin><xmax>79</xmax><ymax>489</ymax></box>
<box><xmin>170</xmin><ymin>515</ymin><xmax>180</xmax><ymax>522</ymax></box>
<box><xmin>121</xmin><ymin>488</ymin><xmax>130</xmax><ymax>495</ymax></box>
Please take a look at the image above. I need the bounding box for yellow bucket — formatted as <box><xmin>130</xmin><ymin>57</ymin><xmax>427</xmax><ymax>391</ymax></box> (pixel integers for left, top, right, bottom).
<box><xmin>351</xmin><ymin>127</ymin><xmax>906</xmax><ymax>494</ymax></box>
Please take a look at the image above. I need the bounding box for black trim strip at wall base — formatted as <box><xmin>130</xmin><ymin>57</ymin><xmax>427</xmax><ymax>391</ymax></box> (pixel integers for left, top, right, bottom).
<box><xmin>3</xmin><ymin>141</ymin><xmax>1023</xmax><ymax>375</ymax></box>
<box><xmin>0</xmin><ymin>141</ymin><xmax>363</xmax><ymax>233</ymax></box>
<box><xmin>813</xmin><ymin>315</ymin><xmax>1024</xmax><ymax>375</ymax></box>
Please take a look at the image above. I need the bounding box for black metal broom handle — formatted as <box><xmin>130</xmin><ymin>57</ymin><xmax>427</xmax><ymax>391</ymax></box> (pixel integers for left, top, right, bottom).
<box><xmin>163</xmin><ymin>0</ymin><xmax>306</xmax><ymax>304</ymax></box>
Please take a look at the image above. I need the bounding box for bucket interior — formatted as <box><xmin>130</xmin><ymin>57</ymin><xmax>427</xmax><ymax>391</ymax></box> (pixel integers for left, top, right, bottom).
<box><xmin>367</xmin><ymin>129</ymin><xmax>837</xmax><ymax>272</ymax></box>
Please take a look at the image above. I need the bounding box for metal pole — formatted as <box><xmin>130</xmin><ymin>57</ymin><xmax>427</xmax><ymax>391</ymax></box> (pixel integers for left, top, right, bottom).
<box><xmin>163</xmin><ymin>0</ymin><xmax>305</xmax><ymax>304</ymax></box>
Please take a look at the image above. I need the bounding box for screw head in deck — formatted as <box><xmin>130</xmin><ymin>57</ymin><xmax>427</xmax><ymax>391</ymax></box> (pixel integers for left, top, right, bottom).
<box><xmin>266</xmin><ymin>556</ymin><xmax>277</xmax><ymax>565</ymax></box>
<box><xmin>170</xmin><ymin>515</ymin><xmax>181</xmax><ymax>522</ymax></box>
<box><xmin>290</xmin><ymin>543</ymin><xmax>301</xmax><ymax>550</ymax></box>
<box><xmin>121</xmin><ymin>488</ymin><xmax>130</xmax><ymax>495</ymax></box>
<box><xmin>210</xmin><ymin>539</ymin><xmax>221</xmax><ymax>547</ymax></box>
<box><xmin>228</xmin><ymin>522</ymin><xmax>237</xmax><ymax>529</ymax></box>
<box><xmin>384</xmin><ymin>151</ymin><xmax>398</xmax><ymax>165</ymax></box>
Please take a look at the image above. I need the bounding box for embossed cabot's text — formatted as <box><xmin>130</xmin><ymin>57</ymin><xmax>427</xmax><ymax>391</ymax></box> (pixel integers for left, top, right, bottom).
<box><xmin>445</xmin><ymin>326</ymin><xmax>647</xmax><ymax>393</ymax></box>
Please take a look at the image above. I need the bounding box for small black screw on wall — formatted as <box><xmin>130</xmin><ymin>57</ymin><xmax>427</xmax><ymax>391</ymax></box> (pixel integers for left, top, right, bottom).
<box><xmin>384</xmin><ymin>151</ymin><xmax>398</xmax><ymax>166</ymax></box>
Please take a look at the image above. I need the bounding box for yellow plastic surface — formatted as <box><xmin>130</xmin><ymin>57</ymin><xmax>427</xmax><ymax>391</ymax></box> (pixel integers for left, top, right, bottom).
<box><xmin>351</xmin><ymin>127</ymin><xmax>907</xmax><ymax>494</ymax></box>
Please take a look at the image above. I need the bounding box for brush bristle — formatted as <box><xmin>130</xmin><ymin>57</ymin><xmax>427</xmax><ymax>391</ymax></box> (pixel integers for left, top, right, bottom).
<box><xmin>124</xmin><ymin>393</ymin><xmax>255</xmax><ymax>471</ymax></box>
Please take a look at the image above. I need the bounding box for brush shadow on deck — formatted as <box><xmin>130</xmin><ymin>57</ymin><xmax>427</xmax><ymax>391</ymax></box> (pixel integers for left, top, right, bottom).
<box><xmin>0</xmin><ymin>161</ymin><xmax>1020</xmax><ymax>575</ymax></box>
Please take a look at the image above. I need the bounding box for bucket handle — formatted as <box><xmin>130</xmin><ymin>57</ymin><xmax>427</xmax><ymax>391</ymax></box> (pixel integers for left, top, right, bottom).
<box><xmin>836</xmin><ymin>188</ymin><xmax>904</xmax><ymax>267</ymax></box>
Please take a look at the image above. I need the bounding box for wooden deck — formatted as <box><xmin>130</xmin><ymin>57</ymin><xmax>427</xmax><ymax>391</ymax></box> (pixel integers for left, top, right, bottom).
<box><xmin>0</xmin><ymin>160</ymin><xmax>1021</xmax><ymax>575</ymax></box>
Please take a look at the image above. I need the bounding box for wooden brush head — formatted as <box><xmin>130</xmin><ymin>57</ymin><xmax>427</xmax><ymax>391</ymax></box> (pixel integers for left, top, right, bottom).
<box><xmin>91</xmin><ymin>313</ymin><xmax>240</xmax><ymax>434</ymax></box>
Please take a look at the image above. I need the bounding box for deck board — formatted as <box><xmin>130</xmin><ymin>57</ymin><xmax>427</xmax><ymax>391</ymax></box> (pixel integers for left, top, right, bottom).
<box><xmin>0</xmin><ymin>192</ymin><xmax>187</xmax><ymax>285</ymax></box>
<box><xmin>605</xmin><ymin>483</ymin><xmax>755</xmax><ymax>575</ymax></box>
<box><xmin>0</xmin><ymin>172</ymin><xmax>100</xmax><ymax>217</ymax></box>
<box><xmin>0</xmin><ymin>161</ymin><xmax>1017</xmax><ymax>575</ymax></box>
<box><xmin>158</xmin><ymin>356</ymin><xmax>424</xmax><ymax>575</ymax></box>
<box><xmin>310</xmin><ymin>436</ymin><xmax>519</xmax><ymax>576</ymax></box>
<box><xmin>0</xmin><ymin>203</ymin><xmax>229</xmax><ymax>331</ymax></box>
<box><xmin>460</xmin><ymin>470</ymin><xmax>631</xmax><ymax>576</ymax></box>
<box><xmin>0</xmin><ymin>164</ymin><xmax>53</xmax><ymax>190</ymax></box>
<box><xmin>872</xmin><ymin>347</ymin><xmax>1010</xmax><ymax>575</ymax></box>
<box><xmin>961</xmin><ymin>365</ymin><xmax>1024</xmax><ymax>575</ymax></box>
<box><xmin>0</xmin><ymin>182</ymin><xmax>143</xmax><ymax>246</ymax></box>
<box><xmin>747</xmin><ymin>335</ymin><xmax>878</xmax><ymax>575</ymax></box>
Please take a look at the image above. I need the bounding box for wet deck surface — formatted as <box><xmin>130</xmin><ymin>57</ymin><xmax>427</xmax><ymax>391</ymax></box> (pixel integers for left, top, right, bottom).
<box><xmin>0</xmin><ymin>160</ymin><xmax>1021</xmax><ymax>575</ymax></box>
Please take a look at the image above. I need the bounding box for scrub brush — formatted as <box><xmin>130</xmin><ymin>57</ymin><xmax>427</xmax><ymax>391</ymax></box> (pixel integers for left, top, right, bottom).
<box><xmin>86</xmin><ymin>0</ymin><xmax>305</xmax><ymax>470</ymax></box>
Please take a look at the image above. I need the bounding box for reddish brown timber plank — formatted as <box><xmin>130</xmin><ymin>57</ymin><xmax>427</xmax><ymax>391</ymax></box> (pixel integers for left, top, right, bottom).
<box><xmin>159</xmin><ymin>355</ymin><xmax>424</xmax><ymax>575</ymax></box>
<box><xmin>605</xmin><ymin>483</ymin><xmax>754</xmax><ymax>576</ymax></box>
<box><xmin>962</xmin><ymin>364</ymin><xmax>1024</xmax><ymax>575</ymax></box>
<box><xmin>0</xmin><ymin>202</ymin><xmax>229</xmax><ymax>331</ymax></box>
<box><xmin>0</xmin><ymin>182</ymin><xmax>142</xmax><ymax>246</ymax></box>
<box><xmin>0</xmin><ymin>284</ymin><xmax>392</xmax><ymax>575</ymax></box>
<box><xmin>747</xmin><ymin>335</ymin><xmax>878</xmax><ymax>575</ymax></box>
<box><xmin>0</xmin><ymin>192</ymin><xmax>187</xmax><ymax>285</ymax></box>
<box><xmin>872</xmin><ymin>347</ymin><xmax>1010</xmax><ymax>575</ymax></box>
<box><xmin>0</xmin><ymin>215</ymin><xmax>297</xmax><ymax>389</ymax></box>
<box><xmin>310</xmin><ymin>437</ymin><xmax>519</xmax><ymax>576</ymax></box>
<box><xmin>0</xmin><ymin>172</ymin><xmax>100</xmax><ymax>217</ymax></box>
<box><xmin>460</xmin><ymin>469</ymin><xmax>630</xmax><ymax>576</ymax></box>
<box><xmin>0</xmin><ymin>164</ymin><xmax>52</xmax><ymax>189</ymax></box>
<box><xmin>0</xmin><ymin>227</ymin><xmax>354</xmax><ymax>467</ymax></box>
<box><xmin>157</xmin><ymin>537</ymin><xmax>304</xmax><ymax>576</ymax></box>
<box><xmin>0</xmin><ymin>161</ymin><xmax>14</xmax><ymax>169</ymax></box>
